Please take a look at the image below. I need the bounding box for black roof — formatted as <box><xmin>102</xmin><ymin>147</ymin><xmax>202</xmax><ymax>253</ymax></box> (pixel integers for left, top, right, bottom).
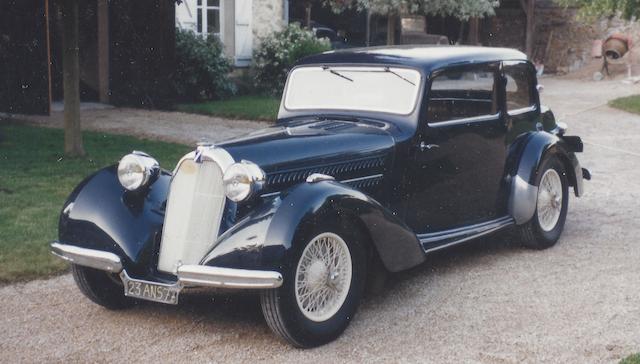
<box><xmin>296</xmin><ymin>45</ymin><xmax>528</xmax><ymax>73</ymax></box>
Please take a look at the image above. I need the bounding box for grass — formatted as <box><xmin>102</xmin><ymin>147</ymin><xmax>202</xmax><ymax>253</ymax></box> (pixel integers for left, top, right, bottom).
<box><xmin>0</xmin><ymin>122</ymin><xmax>190</xmax><ymax>283</ymax></box>
<box><xmin>609</xmin><ymin>94</ymin><xmax>640</xmax><ymax>115</ymax></box>
<box><xmin>176</xmin><ymin>95</ymin><xmax>280</xmax><ymax>121</ymax></box>
<box><xmin>621</xmin><ymin>354</ymin><xmax>640</xmax><ymax>364</ymax></box>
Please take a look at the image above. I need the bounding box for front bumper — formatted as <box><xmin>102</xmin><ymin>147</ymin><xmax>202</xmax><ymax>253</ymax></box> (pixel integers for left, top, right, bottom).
<box><xmin>50</xmin><ymin>242</ymin><xmax>283</xmax><ymax>289</ymax></box>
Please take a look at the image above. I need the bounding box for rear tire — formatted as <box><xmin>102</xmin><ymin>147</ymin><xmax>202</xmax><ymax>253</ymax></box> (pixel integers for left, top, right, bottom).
<box><xmin>518</xmin><ymin>156</ymin><xmax>569</xmax><ymax>249</ymax></box>
<box><xmin>71</xmin><ymin>264</ymin><xmax>135</xmax><ymax>310</ymax></box>
<box><xmin>260</xmin><ymin>218</ymin><xmax>367</xmax><ymax>348</ymax></box>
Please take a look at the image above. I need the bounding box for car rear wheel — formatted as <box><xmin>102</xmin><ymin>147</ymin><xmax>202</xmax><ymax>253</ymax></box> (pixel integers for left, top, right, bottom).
<box><xmin>260</xmin><ymin>220</ymin><xmax>367</xmax><ymax>347</ymax></box>
<box><xmin>518</xmin><ymin>156</ymin><xmax>569</xmax><ymax>249</ymax></box>
<box><xmin>71</xmin><ymin>264</ymin><xmax>135</xmax><ymax>310</ymax></box>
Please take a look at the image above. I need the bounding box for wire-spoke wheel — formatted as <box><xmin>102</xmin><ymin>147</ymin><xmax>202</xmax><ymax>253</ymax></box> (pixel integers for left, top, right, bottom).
<box><xmin>260</xmin><ymin>218</ymin><xmax>367</xmax><ymax>348</ymax></box>
<box><xmin>518</xmin><ymin>156</ymin><xmax>569</xmax><ymax>249</ymax></box>
<box><xmin>537</xmin><ymin>169</ymin><xmax>563</xmax><ymax>232</ymax></box>
<box><xmin>295</xmin><ymin>232</ymin><xmax>353</xmax><ymax>322</ymax></box>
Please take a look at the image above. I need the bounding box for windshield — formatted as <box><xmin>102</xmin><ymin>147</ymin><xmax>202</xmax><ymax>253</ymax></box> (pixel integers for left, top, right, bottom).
<box><xmin>283</xmin><ymin>66</ymin><xmax>422</xmax><ymax>115</ymax></box>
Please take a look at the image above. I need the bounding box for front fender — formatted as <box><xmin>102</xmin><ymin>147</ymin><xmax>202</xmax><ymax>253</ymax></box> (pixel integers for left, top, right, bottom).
<box><xmin>508</xmin><ymin>131</ymin><xmax>585</xmax><ymax>224</ymax></box>
<box><xmin>57</xmin><ymin>165</ymin><xmax>171</xmax><ymax>280</ymax></box>
<box><xmin>201</xmin><ymin>181</ymin><xmax>425</xmax><ymax>273</ymax></box>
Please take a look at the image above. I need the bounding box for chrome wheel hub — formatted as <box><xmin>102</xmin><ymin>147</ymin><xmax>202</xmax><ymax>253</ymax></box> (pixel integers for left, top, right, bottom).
<box><xmin>537</xmin><ymin>169</ymin><xmax>563</xmax><ymax>232</ymax></box>
<box><xmin>294</xmin><ymin>232</ymin><xmax>352</xmax><ymax>322</ymax></box>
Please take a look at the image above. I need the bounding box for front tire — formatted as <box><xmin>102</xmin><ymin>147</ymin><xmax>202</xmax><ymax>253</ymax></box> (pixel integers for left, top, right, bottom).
<box><xmin>71</xmin><ymin>264</ymin><xmax>135</xmax><ymax>310</ymax></box>
<box><xmin>260</xmin><ymin>220</ymin><xmax>367</xmax><ymax>347</ymax></box>
<box><xmin>518</xmin><ymin>155</ymin><xmax>569</xmax><ymax>249</ymax></box>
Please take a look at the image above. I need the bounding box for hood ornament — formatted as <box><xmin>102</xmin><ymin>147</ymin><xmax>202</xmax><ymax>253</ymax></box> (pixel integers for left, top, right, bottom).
<box><xmin>194</xmin><ymin>141</ymin><xmax>214</xmax><ymax>164</ymax></box>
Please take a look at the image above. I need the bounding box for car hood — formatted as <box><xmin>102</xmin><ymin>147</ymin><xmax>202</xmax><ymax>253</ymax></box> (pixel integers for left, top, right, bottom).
<box><xmin>218</xmin><ymin>119</ymin><xmax>395</xmax><ymax>192</ymax></box>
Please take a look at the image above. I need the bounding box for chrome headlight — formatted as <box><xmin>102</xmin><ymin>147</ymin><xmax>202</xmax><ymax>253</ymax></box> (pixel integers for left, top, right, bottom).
<box><xmin>117</xmin><ymin>151</ymin><xmax>159</xmax><ymax>191</ymax></box>
<box><xmin>223</xmin><ymin>160</ymin><xmax>265</xmax><ymax>202</ymax></box>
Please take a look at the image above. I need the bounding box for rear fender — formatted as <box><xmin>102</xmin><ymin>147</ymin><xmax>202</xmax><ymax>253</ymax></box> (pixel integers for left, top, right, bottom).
<box><xmin>201</xmin><ymin>181</ymin><xmax>425</xmax><ymax>273</ymax></box>
<box><xmin>508</xmin><ymin>131</ymin><xmax>584</xmax><ymax>224</ymax></box>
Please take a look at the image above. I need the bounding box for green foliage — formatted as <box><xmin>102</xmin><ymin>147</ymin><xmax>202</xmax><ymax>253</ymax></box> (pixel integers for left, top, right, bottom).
<box><xmin>0</xmin><ymin>122</ymin><xmax>189</xmax><ymax>282</ymax></box>
<box><xmin>252</xmin><ymin>23</ymin><xmax>332</xmax><ymax>95</ymax></box>
<box><xmin>621</xmin><ymin>353</ymin><xmax>640</xmax><ymax>364</ymax></box>
<box><xmin>355</xmin><ymin>0</ymin><xmax>499</xmax><ymax>19</ymax></box>
<box><xmin>554</xmin><ymin>0</ymin><xmax>640</xmax><ymax>20</ymax></box>
<box><xmin>173</xmin><ymin>28</ymin><xmax>236</xmax><ymax>102</ymax></box>
<box><xmin>609</xmin><ymin>94</ymin><xmax>640</xmax><ymax>114</ymax></box>
<box><xmin>177</xmin><ymin>95</ymin><xmax>280</xmax><ymax>121</ymax></box>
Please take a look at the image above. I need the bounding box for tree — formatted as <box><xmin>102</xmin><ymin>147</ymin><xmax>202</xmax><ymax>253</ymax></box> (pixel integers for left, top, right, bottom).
<box><xmin>554</xmin><ymin>0</ymin><xmax>640</xmax><ymax>20</ymax></box>
<box><xmin>60</xmin><ymin>0</ymin><xmax>85</xmax><ymax>157</ymax></box>
<box><xmin>301</xmin><ymin>0</ymin><xmax>353</xmax><ymax>28</ymax></box>
<box><xmin>354</xmin><ymin>0</ymin><xmax>499</xmax><ymax>45</ymax></box>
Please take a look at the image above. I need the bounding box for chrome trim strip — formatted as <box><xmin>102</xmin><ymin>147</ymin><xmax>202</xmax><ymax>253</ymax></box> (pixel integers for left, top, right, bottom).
<box><xmin>306</xmin><ymin>173</ymin><xmax>335</xmax><ymax>183</ymax></box>
<box><xmin>50</xmin><ymin>242</ymin><xmax>123</xmax><ymax>273</ymax></box>
<box><xmin>260</xmin><ymin>191</ymin><xmax>281</xmax><ymax>198</ymax></box>
<box><xmin>340</xmin><ymin>174</ymin><xmax>384</xmax><ymax>184</ymax></box>
<box><xmin>428</xmin><ymin>112</ymin><xmax>501</xmax><ymax>128</ymax></box>
<box><xmin>507</xmin><ymin>105</ymin><xmax>537</xmax><ymax>117</ymax></box>
<box><xmin>177</xmin><ymin>265</ymin><xmax>283</xmax><ymax>289</ymax></box>
<box><xmin>418</xmin><ymin>216</ymin><xmax>514</xmax><ymax>253</ymax></box>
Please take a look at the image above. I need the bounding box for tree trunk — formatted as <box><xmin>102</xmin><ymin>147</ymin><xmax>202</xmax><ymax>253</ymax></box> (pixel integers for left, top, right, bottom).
<box><xmin>61</xmin><ymin>0</ymin><xmax>84</xmax><ymax>156</ymax></box>
<box><xmin>468</xmin><ymin>17</ymin><xmax>479</xmax><ymax>45</ymax></box>
<box><xmin>523</xmin><ymin>0</ymin><xmax>536</xmax><ymax>58</ymax></box>
<box><xmin>386</xmin><ymin>13</ymin><xmax>396</xmax><ymax>45</ymax></box>
<box><xmin>304</xmin><ymin>2</ymin><xmax>312</xmax><ymax>29</ymax></box>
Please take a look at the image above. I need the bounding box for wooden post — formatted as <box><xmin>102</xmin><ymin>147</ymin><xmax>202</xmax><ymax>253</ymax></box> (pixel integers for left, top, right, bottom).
<box><xmin>386</xmin><ymin>13</ymin><xmax>396</xmax><ymax>45</ymax></box>
<box><xmin>97</xmin><ymin>0</ymin><xmax>109</xmax><ymax>104</ymax></box>
<box><xmin>468</xmin><ymin>17</ymin><xmax>479</xmax><ymax>45</ymax></box>
<box><xmin>62</xmin><ymin>0</ymin><xmax>85</xmax><ymax>156</ymax></box>
<box><xmin>304</xmin><ymin>1</ymin><xmax>311</xmax><ymax>29</ymax></box>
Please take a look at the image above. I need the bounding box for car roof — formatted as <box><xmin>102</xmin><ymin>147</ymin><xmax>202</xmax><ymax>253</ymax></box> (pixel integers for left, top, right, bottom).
<box><xmin>296</xmin><ymin>45</ymin><xmax>528</xmax><ymax>73</ymax></box>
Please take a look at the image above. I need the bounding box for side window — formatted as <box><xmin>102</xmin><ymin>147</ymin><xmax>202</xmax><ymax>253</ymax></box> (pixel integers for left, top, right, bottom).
<box><xmin>427</xmin><ymin>67</ymin><xmax>497</xmax><ymax>123</ymax></box>
<box><xmin>504</xmin><ymin>63</ymin><xmax>534</xmax><ymax>112</ymax></box>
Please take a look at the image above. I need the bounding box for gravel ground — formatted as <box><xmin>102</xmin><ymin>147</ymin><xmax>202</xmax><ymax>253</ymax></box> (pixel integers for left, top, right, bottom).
<box><xmin>2</xmin><ymin>77</ymin><xmax>640</xmax><ymax>363</ymax></box>
<box><xmin>7</xmin><ymin>106</ymin><xmax>271</xmax><ymax>145</ymax></box>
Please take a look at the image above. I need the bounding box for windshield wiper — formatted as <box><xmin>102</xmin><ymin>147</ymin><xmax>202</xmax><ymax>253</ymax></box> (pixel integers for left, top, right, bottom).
<box><xmin>384</xmin><ymin>67</ymin><xmax>416</xmax><ymax>86</ymax></box>
<box><xmin>323</xmin><ymin>66</ymin><xmax>353</xmax><ymax>82</ymax></box>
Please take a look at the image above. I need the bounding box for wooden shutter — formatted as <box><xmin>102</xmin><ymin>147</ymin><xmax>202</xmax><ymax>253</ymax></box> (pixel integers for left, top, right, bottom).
<box><xmin>234</xmin><ymin>0</ymin><xmax>252</xmax><ymax>66</ymax></box>
<box><xmin>176</xmin><ymin>0</ymin><xmax>198</xmax><ymax>33</ymax></box>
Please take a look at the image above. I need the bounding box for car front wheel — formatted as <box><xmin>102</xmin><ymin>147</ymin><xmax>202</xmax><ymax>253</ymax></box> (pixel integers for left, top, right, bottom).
<box><xmin>71</xmin><ymin>264</ymin><xmax>135</xmax><ymax>310</ymax></box>
<box><xmin>518</xmin><ymin>155</ymin><xmax>569</xmax><ymax>249</ymax></box>
<box><xmin>260</xmin><ymin>221</ymin><xmax>367</xmax><ymax>347</ymax></box>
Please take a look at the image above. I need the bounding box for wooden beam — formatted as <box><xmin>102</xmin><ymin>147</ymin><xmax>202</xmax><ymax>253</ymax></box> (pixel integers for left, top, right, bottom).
<box><xmin>62</xmin><ymin>0</ymin><xmax>85</xmax><ymax>156</ymax></box>
<box><xmin>525</xmin><ymin>0</ymin><xmax>536</xmax><ymax>57</ymax></box>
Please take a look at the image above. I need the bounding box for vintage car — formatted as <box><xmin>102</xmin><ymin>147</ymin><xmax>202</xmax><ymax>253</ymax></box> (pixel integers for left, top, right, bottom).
<box><xmin>51</xmin><ymin>46</ymin><xmax>590</xmax><ymax>347</ymax></box>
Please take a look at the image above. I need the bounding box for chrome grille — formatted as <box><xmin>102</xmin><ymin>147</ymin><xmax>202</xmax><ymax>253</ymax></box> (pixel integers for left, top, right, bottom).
<box><xmin>157</xmin><ymin>158</ymin><xmax>226</xmax><ymax>274</ymax></box>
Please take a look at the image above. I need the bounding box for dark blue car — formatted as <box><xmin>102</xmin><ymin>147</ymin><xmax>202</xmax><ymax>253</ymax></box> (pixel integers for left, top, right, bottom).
<box><xmin>51</xmin><ymin>46</ymin><xmax>589</xmax><ymax>347</ymax></box>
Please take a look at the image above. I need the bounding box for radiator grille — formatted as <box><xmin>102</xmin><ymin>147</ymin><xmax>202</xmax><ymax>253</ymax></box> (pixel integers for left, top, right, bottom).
<box><xmin>157</xmin><ymin>159</ymin><xmax>226</xmax><ymax>274</ymax></box>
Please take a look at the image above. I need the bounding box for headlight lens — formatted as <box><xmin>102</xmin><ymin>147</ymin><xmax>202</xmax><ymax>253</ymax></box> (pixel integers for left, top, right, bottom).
<box><xmin>223</xmin><ymin>161</ymin><xmax>265</xmax><ymax>202</ymax></box>
<box><xmin>117</xmin><ymin>151</ymin><xmax>159</xmax><ymax>191</ymax></box>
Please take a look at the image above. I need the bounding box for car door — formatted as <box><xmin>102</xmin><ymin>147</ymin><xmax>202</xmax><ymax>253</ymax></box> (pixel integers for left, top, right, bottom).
<box><xmin>405</xmin><ymin>62</ymin><xmax>510</xmax><ymax>234</ymax></box>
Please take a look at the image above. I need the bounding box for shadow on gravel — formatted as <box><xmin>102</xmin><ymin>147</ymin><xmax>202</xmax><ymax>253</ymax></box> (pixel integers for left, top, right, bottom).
<box><xmin>124</xmin><ymin>228</ymin><xmax>525</xmax><ymax>329</ymax></box>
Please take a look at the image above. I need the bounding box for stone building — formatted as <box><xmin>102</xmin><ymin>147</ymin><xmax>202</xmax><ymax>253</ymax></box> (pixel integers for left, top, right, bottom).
<box><xmin>176</xmin><ymin>0</ymin><xmax>289</xmax><ymax>66</ymax></box>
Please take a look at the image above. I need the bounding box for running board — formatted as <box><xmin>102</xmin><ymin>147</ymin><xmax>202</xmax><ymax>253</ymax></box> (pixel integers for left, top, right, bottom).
<box><xmin>417</xmin><ymin>216</ymin><xmax>514</xmax><ymax>253</ymax></box>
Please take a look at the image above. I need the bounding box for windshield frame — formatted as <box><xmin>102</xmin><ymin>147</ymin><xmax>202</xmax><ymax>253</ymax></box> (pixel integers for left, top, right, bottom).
<box><xmin>281</xmin><ymin>64</ymin><xmax>426</xmax><ymax>117</ymax></box>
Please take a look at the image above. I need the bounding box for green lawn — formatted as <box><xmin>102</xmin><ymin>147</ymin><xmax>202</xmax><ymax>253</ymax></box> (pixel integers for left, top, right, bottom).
<box><xmin>621</xmin><ymin>354</ymin><xmax>640</xmax><ymax>364</ymax></box>
<box><xmin>0</xmin><ymin>123</ymin><xmax>190</xmax><ymax>283</ymax></box>
<box><xmin>176</xmin><ymin>95</ymin><xmax>280</xmax><ymax>121</ymax></box>
<box><xmin>609</xmin><ymin>94</ymin><xmax>640</xmax><ymax>115</ymax></box>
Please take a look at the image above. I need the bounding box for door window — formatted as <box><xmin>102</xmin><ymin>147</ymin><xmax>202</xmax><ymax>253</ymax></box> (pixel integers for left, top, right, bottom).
<box><xmin>504</xmin><ymin>63</ymin><xmax>534</xmax><ymax>112</ymax></box>
<box><xmin>427</xmin><ymin>67</ymin><xmax>497</xmax><ymax>124</ymax></box>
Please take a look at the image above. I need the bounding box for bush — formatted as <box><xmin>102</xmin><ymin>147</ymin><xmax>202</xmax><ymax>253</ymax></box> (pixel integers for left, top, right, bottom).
<box><xmin>252</xmin><ymin>23</ymin><xmax>331</xmax><ymax>95</ymax></box>
<box><xmin>173</xmin><ymin>28</ymin><xmax>236</xmax><ymax>102</ymax></box>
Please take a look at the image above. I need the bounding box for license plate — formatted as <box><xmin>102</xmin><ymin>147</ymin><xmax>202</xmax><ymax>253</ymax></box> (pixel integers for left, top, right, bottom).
<box><xmin>122</xmin><ymin>275</ymin><xmax>180</xmax><ymax>305</ymax></box>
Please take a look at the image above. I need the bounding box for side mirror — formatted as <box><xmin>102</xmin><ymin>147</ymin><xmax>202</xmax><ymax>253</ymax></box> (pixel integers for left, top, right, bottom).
<box><xmin>536</xmin><ymin>84</ymin><xmax>544</xmax><ymax>94</ymax></box>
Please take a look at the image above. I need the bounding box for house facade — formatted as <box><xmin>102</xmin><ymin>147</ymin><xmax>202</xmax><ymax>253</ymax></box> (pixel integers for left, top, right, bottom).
<box><xmin>176</xmin><ymin>0</ymin><xmax>289</xmax><ymax>66</ymax></box>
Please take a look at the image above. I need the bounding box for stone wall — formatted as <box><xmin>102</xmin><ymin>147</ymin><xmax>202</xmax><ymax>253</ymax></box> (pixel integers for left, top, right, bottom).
<box><xmin>481</xmin><ymin>1</ymin><xmax>640</xmax><ymax>73</ymax></box>
<box><xmin>253</xmin><ymin>0</ymin><xmax>286</xmax><ymax>47</ymax></box>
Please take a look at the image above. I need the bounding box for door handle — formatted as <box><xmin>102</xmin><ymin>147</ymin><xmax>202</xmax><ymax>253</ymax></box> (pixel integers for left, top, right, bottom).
<box><xmin>419</xmin><ymin>142</ymin><xmax>440</xmax><ymax>151</ymax></box>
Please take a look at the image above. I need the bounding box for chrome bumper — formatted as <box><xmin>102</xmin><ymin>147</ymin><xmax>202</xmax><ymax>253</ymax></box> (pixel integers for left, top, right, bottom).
<box><xmin>50</xmin><ymin>242</ymin><xmax>283</xmax><ymax>289</ymax></box>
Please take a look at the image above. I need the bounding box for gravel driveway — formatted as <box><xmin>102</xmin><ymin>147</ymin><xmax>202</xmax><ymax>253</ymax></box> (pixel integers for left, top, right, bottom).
<box><xmin>2</xmin><ymin>78</ymin><xmax>639</xmax><ymax>363</ymax></box>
